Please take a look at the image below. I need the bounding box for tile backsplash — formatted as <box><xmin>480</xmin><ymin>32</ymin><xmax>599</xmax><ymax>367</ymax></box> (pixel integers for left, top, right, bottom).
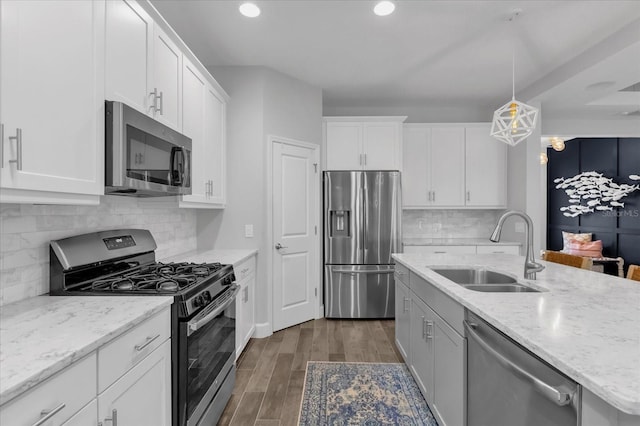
<box><xmin>0</xmin><ymin>196</ymin><xmax>196</xmax><ymax>306</ymax></box>
<box><xmin>403</xmin><ymin>209</ymin><xmax>504</xmax><ymax>239</ymax></box>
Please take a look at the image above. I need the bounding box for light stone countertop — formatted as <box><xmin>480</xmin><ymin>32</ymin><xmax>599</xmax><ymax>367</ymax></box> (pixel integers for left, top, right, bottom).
<box><xmin>161</xmin><ymin>248</ymin><xmax>258</xmax><ymax>266</ymax></box>
<box><xmin>392</xmin><ymin>253</ymin><xmax>640</xmax><ymax>415</ymax></box>
<box><xmin>403</xmin><ymin>237</ymin><xmax>521</xmax><ymax>246</ymax></box>
<box><xmin>0</xmin><ymin>295</ymin><xmax>173</xmax><ymax>406</ymax></box>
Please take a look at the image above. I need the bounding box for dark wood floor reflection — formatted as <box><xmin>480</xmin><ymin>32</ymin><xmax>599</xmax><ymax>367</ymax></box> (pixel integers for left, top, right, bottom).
<box><xmin>218</xmin><ymin>318</ymin><xmax>401</xmax><ymax>426</ymax></box>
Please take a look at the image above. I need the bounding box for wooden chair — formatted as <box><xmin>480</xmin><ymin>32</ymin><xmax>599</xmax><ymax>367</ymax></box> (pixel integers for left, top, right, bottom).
<box><xmin>627</xmin><ymin>264</ymin><xmax>640</xmax><ymax>282</ymax></box>
<box><xmin>542</xmin><ymin>250</ymin><xmax>593</xmax><ymax>270</ymax></box>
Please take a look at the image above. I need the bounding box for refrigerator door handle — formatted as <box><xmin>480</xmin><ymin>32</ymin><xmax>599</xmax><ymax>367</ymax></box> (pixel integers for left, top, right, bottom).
<box><xmin>333</xmin><ymin>268</ymin><xmax>395</xmax><ymax>274</ymax></box>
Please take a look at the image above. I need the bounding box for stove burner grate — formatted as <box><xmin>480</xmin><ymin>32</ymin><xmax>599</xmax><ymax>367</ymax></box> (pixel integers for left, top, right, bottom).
<box><xmin>83</xmin><ymin>262</ymin><xmax>225</xmax><ymax>294</ymax></box>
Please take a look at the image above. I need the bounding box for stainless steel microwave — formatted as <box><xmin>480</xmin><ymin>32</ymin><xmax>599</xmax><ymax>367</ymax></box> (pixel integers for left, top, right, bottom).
<box><xmin>105</xmin><ymin>101</ymin><xmax>192</xmax><ymax>196</ymax></box>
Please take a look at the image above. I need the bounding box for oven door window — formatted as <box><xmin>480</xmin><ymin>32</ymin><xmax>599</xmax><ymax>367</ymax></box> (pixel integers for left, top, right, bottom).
<box><xmin>186</xmin><ymin>310</ymin><xmax>235</xmax><ymax>420</ymax></box>
<box><xmin>126</xmin><ymin>125</ymin><xmax>186</xmax><ymax>187</ymax></box>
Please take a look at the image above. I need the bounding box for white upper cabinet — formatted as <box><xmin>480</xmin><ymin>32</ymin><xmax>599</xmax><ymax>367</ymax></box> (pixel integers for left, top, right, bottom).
<box><xmin>402</xmin><ymin>123</ymin><xmax>507</xmax><ymax>209</ymax></box>
<box><xmin>152</xmin><ymin>25</ymin><xmax>182</xmax><ymax>130</ymax></box>
<box><xmin>430</xmin><ymin>127</ymin><xmax>465</xmax><ymax>206</ymax></box>
<box><xmin>324</xmin><ymin>117</ymin><xmax>405</xmax><ymax>170</ymax></box>
<box><xmin>403</xmin><ymin>126</ymin><xmax>465</xmax><ymax>207</ymax></box>
<box><xmin>105</xmin><ymin>0</ymin><xmax>182</xmax><ymax>132</ymax></box>
<box><xmin>179</xmin><ymin>58</ymin><xmax>228</xmax><ymax>208</ymax></box>
<box><xmin>0</xmin><ymin>0</ymin><xmax>105</xmax><ymax>205</ymax></box>
<box><xmin>105</xmin><ymin>0</ymin><xmax>154</xmax><ymax>115</ymax></box>
<box><xmin>464</xmin><ymin>124</ymin><xmax>507</xmax><ymax>207</ymax></box>
<box><xmin>204</xmin><ymin>85</ymin><xmax>226</xmax><ymax>205</ymax></box>
<box><xmin>325</xmin><ymin>122</ymin><xmax>362</xmax><ymax>170</ymax></box>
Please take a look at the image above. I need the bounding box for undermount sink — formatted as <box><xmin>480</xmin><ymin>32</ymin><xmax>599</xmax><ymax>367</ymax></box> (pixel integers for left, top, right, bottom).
<box><xmin>432</xmin><ymin>268</ymin><xmax>540</xmax><ymax>293</ymax></box>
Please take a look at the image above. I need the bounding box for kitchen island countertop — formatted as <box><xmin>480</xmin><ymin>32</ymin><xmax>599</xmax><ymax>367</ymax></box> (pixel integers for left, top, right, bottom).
<box><xmin>0</xmin><ymin>295</ymin><xmax>173</xmax><ymax>406</ymax></box>
<box><xmin>392</xmin><ymin>253</ymin><xmax>640</xmax><ymax>415</ymax></box>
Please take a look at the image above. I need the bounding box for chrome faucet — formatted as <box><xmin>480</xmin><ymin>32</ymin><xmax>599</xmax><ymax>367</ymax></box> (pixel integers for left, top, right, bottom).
<box><xmin>490</xmin><ymin>210</ymin><xmax>545</xmax><ymax>280</ymax></box>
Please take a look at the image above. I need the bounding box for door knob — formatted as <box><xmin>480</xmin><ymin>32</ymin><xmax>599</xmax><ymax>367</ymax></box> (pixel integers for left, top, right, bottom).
<box><xmin>275</xmin><ymin>243</ymin><xmax>288</xmax><ymax>249</ymax></box>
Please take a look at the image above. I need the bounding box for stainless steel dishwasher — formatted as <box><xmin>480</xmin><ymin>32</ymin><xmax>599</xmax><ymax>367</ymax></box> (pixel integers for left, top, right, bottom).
<box><xmin>465</xmin><ymin>312</ymin><xmax>581</xmax><ymax>426</ymax></box>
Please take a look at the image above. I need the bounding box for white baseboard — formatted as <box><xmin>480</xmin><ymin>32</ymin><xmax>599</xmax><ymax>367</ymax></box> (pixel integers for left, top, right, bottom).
<box><xmin>317</xmin><ymin>305</ymin><xmax>324</xmax><ymax>319</ymax></box>
<box><xmin>253</xmin><ymin>322</ymin><xmax>272</xmax><ymax>338</ymax></box>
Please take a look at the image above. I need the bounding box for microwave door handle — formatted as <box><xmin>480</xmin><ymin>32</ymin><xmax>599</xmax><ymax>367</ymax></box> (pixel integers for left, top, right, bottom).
<box><xmin>178</xmin><ymin>148</ymin><xmax>186</xmax><ymax>185</ymax></box>
<box><xmin>170</xmin><ymin>147</ymin><xmax>183</xmax><ymax>186</ymax></box>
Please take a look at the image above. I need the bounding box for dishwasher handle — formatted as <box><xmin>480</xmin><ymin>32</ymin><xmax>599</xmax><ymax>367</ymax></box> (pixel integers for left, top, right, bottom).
<box><xmin>464</xmin><ymin>320</ymin><xmax>574</xmax><ymax>407</ymax></box>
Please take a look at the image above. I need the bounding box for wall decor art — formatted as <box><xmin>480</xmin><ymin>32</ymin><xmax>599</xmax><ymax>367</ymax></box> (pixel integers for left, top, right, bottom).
<box><xmin>554</xmin><ymin>172</ymin><xmax>640</xmax><ymax>217</ymax></box>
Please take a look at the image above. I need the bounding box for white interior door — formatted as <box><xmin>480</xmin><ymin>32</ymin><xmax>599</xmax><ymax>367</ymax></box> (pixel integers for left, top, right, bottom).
<box><xmin>272</xmin><ymin>140</ymin><xmax>319</xmax><ymax>331</ymax></box>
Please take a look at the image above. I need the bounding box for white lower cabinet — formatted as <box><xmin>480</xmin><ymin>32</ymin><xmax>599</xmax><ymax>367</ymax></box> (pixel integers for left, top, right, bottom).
<box><xmin>397</xmin><ymin>269</ymin><xmax>465</xmax><ymax>426</ymax></box>
<box><xmin>98</xmin><ymin>340</ymin><xmax>172</xmax><ymax>426</ymax></box>
<box><xmin>0</xmin><ymin>307</ymin><xmax>172</xmax><ymax>426</ymax></box>
<box><xmin>62</xmin><ymin>400</ymin><xmax>99</xmax><ymax>426</ymax></box>
<box><xmin>235</xmin><ymin>255</ymin><xmax>256</xmax><ymax>359</ymax></box>
<box><xmin>0</xmin><ymin>353</ymin><xmax>97</xmax><ymax>426</ymax></box>
<box><xmin>409</xmin><ymin>296</ymin><xmax>435</xmax><ymax>402</ymax></box>
<box><xmin>432</xmin><ymin>315</ymin><xmax>465</xmax><ymax>426</ymax></box>
<box><xmin>394</xmin><ymin>272</ymin><xmax>410</xmax><ymax>362</ymax></box>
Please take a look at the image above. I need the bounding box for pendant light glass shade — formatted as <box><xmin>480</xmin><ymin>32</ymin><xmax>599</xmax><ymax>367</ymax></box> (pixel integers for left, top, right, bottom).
<box><xmin>550</xmin><ymin>136</ymin><xmax>565</xmax><ymax>151</ymax></box>
<box><xmin>490</xmin><ymin>10</ymin><xmax>538</xmax><ymax>146</ymax></box>
<box><xmin>491</xmin><ymin>99</ymin><xmax>539</xmax><ymax>146</ymax></box>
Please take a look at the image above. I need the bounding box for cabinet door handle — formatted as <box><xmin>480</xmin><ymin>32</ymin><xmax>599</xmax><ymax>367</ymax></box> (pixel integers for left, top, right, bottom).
<box><xmin>421</xmin><ymin>316</ymin><xmax>426</xmax><ymax>338</ymax></box>
<box><xmin>104</xmin><ymin>409</ymin><xmax>118</xmax><ymax>426</ymax></box>
<box><xmin>243</xmin><ymin>286</ymin><xmax>248</xmax><ymax>302</ymax></box>
<box><xmin>149</xmin><ymin>88</ymin><xmax>158</xmax><ymax>113</ymax></box>
<box><xmin>467</xmin><ymin>191</ymin><xmax>471</xmax><ymax>202</ymax></box>
<box><xmin>403</xmin><ymin>297</ymin><xmax>409</xmax><ymax>312</ymax></box>
<box><xmin>426</xmin><ymin>321</ymin><xmax>433</xmax><ymax>339</ymax></box>
<box><xmin>432</xmin><ymin>191</ymin><xmax>435</xmax><ymax>202</ymax></box>
<box><xmin>134</xmin><ymin>334</ymin><xmax>160</xmax><ymax>351</ymax></box>
<box><xmin>8</xmin><ymin>128</ymin><xmax>22</xmax><ymax>170</ymax></box>
<box><xmin>158</xmin><ymin>91</ymin><xmax>164</xmax><ymax>115</ymax></box>
<box><xmin>32</xmin><ymin>403</ymin><xmax>66</xmax><ymax>426</ymax></box>
<box><xmin>364</xmin><ymin>153</ymin><xmax>367</xmax><ymax>166</ymax></box>
<box><xmin>434</xmin><ymin>251</ymin><xmax>447</xmax><ymax>254</ymax></box>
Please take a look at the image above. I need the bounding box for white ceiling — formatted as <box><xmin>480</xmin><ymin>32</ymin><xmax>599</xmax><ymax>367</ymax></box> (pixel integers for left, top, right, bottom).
<box><xmin>151</xmin><ymin>0</ymin><xmax>640</xmax><ymax>122</ymax></box>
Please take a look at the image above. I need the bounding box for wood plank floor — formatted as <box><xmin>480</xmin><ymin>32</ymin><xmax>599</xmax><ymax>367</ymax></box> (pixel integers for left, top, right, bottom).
<box><xmin>218</xmin><ymin>318</ymin><xmax>402</xmax><ymax>426</ymax></box>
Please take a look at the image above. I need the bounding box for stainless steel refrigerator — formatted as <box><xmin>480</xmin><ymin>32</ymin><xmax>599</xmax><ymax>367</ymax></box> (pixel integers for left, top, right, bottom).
<box><xmin>324</xmin><ymin>171</ymin><xmax>402</xmax><ymax>318</ymax></box>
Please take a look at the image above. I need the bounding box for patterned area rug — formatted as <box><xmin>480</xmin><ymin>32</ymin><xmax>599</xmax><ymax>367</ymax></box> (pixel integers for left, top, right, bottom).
<box><xmin>298</xmin><ymin>362</ymin><xmax>438</xmax><ymax>426</ymax></box>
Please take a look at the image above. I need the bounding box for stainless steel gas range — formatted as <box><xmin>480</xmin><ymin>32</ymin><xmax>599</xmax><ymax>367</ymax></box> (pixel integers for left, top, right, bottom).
<box><xmin>49</xmin><ymin>229</ymin><xmax>238</xmax><ymax>426</ymax></box>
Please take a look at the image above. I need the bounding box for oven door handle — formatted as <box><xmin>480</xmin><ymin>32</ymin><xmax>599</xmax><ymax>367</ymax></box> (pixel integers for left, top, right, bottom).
<box><xmin>187</xmin><ymin>286</ymin><xmax>239</xmax><ymax>336</ymax></box>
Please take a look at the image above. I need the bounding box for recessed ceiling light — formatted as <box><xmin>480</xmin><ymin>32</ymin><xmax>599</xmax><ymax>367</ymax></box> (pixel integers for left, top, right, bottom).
<box><xmin>374</xmin><ymin>1</ymin><xmax>395</xmax><ymax>16</ymax></box>
<box><xmin>239</xmin><ymin>2</ymin><xmax>260</xmax><ymax>18</ymax></box>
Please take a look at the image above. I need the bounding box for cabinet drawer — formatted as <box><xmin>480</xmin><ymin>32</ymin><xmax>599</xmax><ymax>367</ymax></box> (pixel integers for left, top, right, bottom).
<box><xmin>394</xmin><ymin>263</ymin><xmax>409</xmax><ymax>285</ymax></box>
<box><xmin>410</xmin><ymin>272</ymin><xmax>464</xmax><ymax>336</ymax></box>
<box><xmin>404</xmin><ymin>245</ymin><xmax>476</xmax><ymax>255</ymax></box>
<box><xmin>476</xmin><ymin>245</ymin><xmax>520</xmax><ymax>255</ymax></box>
<box><xmin>235</xmin><ymin>255</ymin><xmax>256</xmax><ymax>282</ymax></box>
<box><xmin>0</xmin><ymin>353</ymin><xmax>96</xmax><ymax>426</ymax></box>
<box><xmin>98</xmin><ymin>308</ymin><xmax>171</xmax><ymax>392</ymax></box>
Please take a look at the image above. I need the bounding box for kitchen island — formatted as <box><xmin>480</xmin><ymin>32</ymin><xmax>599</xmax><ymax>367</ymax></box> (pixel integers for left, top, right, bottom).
<box><xmin>392</xmin><ymin>253</ymin><xmax>640</xmax><ymax>424</ymax></box>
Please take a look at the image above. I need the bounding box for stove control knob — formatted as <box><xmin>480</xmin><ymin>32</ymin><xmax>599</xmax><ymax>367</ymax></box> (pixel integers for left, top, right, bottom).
<box><xmin>202</xmin><ymin>291</ymin><xmax>211</xmax><ymax>303</ymax></box>
<box><xmin>193</xmin><ymin>295</ymin><xmax>204</xmax><ymax>308</ymax></box>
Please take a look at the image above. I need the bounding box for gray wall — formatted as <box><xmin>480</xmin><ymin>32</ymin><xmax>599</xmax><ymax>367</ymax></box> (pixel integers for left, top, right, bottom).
<box><xmin>197</xmin><ymin>66</ymin><xmax>322</xmax><ymax>332</ymax></box>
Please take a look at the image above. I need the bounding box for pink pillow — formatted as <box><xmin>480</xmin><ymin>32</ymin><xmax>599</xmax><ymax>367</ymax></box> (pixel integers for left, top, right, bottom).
<box><xmin>565</xmin><ymin>239</ymin><xmax>603</xmax><ymax>258</ymax></box>
<box><xmin>561</xmin><ymin>231</ymin><xmax>592</xmax><ymax>253</ymax></box>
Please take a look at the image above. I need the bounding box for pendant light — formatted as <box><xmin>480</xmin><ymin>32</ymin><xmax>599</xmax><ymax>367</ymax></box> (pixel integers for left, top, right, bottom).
<box><xmin>490</xmin><ymin>10</ymin><xmax>538</xmax><ymax>146</ymax></box>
